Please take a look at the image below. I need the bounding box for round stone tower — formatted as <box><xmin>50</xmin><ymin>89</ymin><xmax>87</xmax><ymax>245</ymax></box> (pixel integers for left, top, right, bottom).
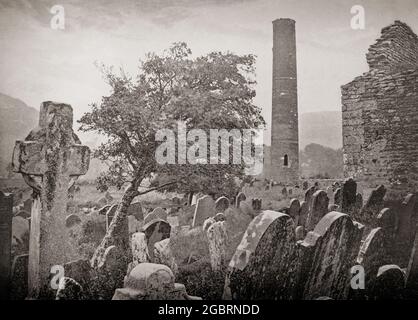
<box><xmin>270</xmin><ymin>18</ymin><xmax>299</xmax><ymax>184</ymax></box>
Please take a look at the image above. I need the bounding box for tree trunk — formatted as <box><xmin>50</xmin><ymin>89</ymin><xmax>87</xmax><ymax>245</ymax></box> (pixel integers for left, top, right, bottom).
<box><xmin>91</xmin><ymin>181</ymin><xmax>139</xmax><ymax>268</ymax></box>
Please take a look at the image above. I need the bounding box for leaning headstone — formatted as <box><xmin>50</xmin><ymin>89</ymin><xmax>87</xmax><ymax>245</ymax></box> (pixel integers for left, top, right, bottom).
<box><xmin>112</xmin><ymin>263</ymin><xmax>200</xmax><ymax>300</ymax></box>
<box><xmin>205</xmin><ymin>219</ymin><xmax>228</xmax><ymax>272</ymax></box>
<box><xmin>143</xmin><ymin>220</ymin><xmax>171</xmax><ymax>261</ymax></box>
<box><xmin>355</xmin><ymin>227</ymin><xmax>386</xmax><ymax>298</ymax></box>
<box><xmin>376</xmin><ymin>208</ymin><xmax>397</xmax><ymax>263</ymax></box>
<box><xmin>393</xmin><ymin>193</ymin><xmax>417</xmax><ymax>267</ymax></box>
<box><xmin>0</xmin><ymin>191</ymin><xmax>13</xmax><ymax>299</ymax></box>
<box><xmin>12</xmin><ymin>101</ymin><xmax>90</xmax><ymax>299</ymax></box>
<box><xmin>305</xmin><ymin>190</ymin><xmax>329</xmax><ymax>231</ymax></box>
<box><xmin>359</xmin><ymin>185</ymin><xmax>386</xmax><ymax>225</ymax></box>
<box><xmin>192</xmin><ymin>196</ymin><xmax>215</xmax><ymax>228</ymax></box>
<box><xmin>305</xmin><ymin>186</ymin><xmax>316</xmax><ymax>212</ymax></box>
<box><xmin>288</xmin><ymin>198</ymin><xmax>300</xmax><ymax>226</ymax></box>
<box><xmin>298</xmin><ymin>211</ymin><xmax>364</xmax><ymax>299</ymax></box>
<box><xmin>235</xmin><ymin>192</ymin><xmax>246</xmax><ymax>208</ymax></box>
<box><xmin>224</xmin><ymin>211</ymin><xmax>298</xmax><ymax>300</ymax></box>
<box><xmin>341</xmin><ymin>178</ymin><xmax>357</xmax><ymax>215</ymax></box>
<box><xmin>215</xmin><ymin>196</ymin><xmax>229</xmax><ymax>213</ymax></box>
<box><xmin>10</xmin><ymin>254</ymin><xmax>28</xmax><ymax>300</ymax></box>
<box><xmin>370</xmin><ymin>265</ymin><xmax>405</xmax><ymax>300</ymax></box>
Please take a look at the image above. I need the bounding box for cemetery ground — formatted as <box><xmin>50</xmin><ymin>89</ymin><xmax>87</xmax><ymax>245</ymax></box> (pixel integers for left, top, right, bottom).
<box><xmin>7</xmin><ymin>171</ymin><xmax>415</xmax><ymax>300</ymax></box>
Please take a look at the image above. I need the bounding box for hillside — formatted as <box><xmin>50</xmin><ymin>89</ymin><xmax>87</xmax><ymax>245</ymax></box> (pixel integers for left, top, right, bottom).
<box><xmin>0</xmin><ymin>93</ymin><xmax>38</xmax><ymax>176</ymax></box>
<box><xmin>299</xmin><ymin>111</ymin><xmax>342</xmax><ymax>150</ymax></box>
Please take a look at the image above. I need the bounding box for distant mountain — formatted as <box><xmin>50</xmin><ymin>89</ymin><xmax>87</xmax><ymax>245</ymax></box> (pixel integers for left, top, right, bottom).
<box><xmin>299</xmin><ymin>111</ymin><xmax>342</xmax><ymax>150</ymax></box>
<box><xmin>0</xmin><ymin>93</ymin><xmax>38</xmax><ymax>177</ymax></box>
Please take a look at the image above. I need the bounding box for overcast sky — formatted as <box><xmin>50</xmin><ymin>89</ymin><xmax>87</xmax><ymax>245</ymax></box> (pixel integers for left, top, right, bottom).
<box><xmin>0</xmin><ymin>0</ymin><xmax>417</xmax><ymax>143</ymax></box>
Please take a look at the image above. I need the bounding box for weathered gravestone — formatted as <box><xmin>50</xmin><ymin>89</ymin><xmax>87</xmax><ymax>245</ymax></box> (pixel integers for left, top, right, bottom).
<box><xmin>295</xmin><ymin>226</ymin><xmax>304</xmax><ymax>241</ymax></box>
<box><xmin>333</xmin><ymin>188</ymin><xmax>342</xmax><ymax>208</ymax></box>
<box><xmin>65</xmin><ymin>214</ymin><xmax>82</xmax><ymax>228</ymax></box>
<box><xmin>305</xmin><ymin>190</ymin><xmax>329</xmax><ymax>232</ymax></box>
<box><xmin>281</xmin><ymin>187</ymin><xmax>288</xmax><ymax>197</ymax></box>
<box><xmin>112</xmin><ymin>263</ymin><xmax>200</xmax><ymax>300</ymax></box>
<box><xmin>370</xmin><ymin>265</ymin><xmax>406</xmax><ymax>300</ymax></box>
<box><xmin>215</xmin><ymin>196</ymin><xmax>229</xmax><ymax>213</ymax></box>
<box><xmin>239</xmin><ymin>201</ymin><xmax>254</xmax><ymax>217</ymax></box>
<box><xmin>235</xmin><ymin>192</ymin><xmax>246</xmax><ymax>208</ymax></box>
<box><xmin>251</xmin><ymin>198</ymin><xmax>262</xmax><ymax>211</ymax></box>
<box><xmin>288</xmin><ymin>198</ymin><xmax>300</xmax><ymax>226</ymax></box>
<box><xmin>326</xmin><ymin>187</ymin><xmax>334</xmax><ymax>204</ymax></box>
<box><xmin>224</xmin><ymin>210</ymin><xmax>298</xmax><ymax>300</ymax></box>
<box><xmin>0</xmin><ymin>191</ymin><xmax>13</xmax><ymax>299</ymax></box>
<box><xmin>145</xmin><ymin>207</ymin><xmax>167</xmax><ymax>223</ymax></box>
<box><xmin>304</xmin><ymin>186</ymin><xmax>316</xmax><ymax>212</ymax></box>
<box><xmin>154</xmin><ymin>238</ymin><xmax>178</xmax><ymax>274</ymax></box>
<box><xmin>205</xmin><ymin>218</ymin><xmax>228</xmax><ymax>272</ymax></box>
<box><xmin>214</xmin><ymin>212</ymin><xmax>226</xmax><ymax>222</ymax></box>
<box><xmin>406</xmin><ymin>229</ymin><xmax>418</xmax><ymax>298</ymax></box>
<box><xmin>376</xmin><ymin>208</ymin><xmax>397</xmax><ymax>263</ymax></box>
<box><xmin>298</xmin><ymin>201</ymin><xmax>309</xmax><ymax>228</ymax></box>
<box><xmin>359</xmin><ymin>185</ymin><xmax>386</xmax><ymax>225</ymax></box>
<box><xmin>12</xmin><ymin>102</ymin><xmax>90</xmax><ymax>298</ymax></box>
<box><xmin>353</xmin><ymin>227</ymin><xmax>386</xmax><ymax>299</ymax></box>
<box><xmin>192</xmin><ymin>196</ymin><xmax>215</xmax><ymax>228</ymax></box>
<box><xmin>143</xmin><ymin>219</ymin><xmax>171</xmax><ymax>261</ymax></box>
<box><xmin>298</xmin><ymin>211</ymin><xmax>364</xmax><ymax>299</ymax></box>
<box><xmin>393</xmin><ymin>193</ymin><xmax>417</xmax><ymax>267</ymax></box>
<box><xmin>355</xmin><ymin>193</ymin><xmax>363</xmax><ymax>213</ymax></box>
<box><xmin>131</xmin><ymin>232</ymin><xmax>149</xmax><ymax>266</ymax></box>
<box><xmin>341</xmin><ymin>178</ymin><xmax>357</xmax><ymax>215</ymax></box>
<box><xmin>127</xmin><ymin>202</ymin><xmax>143</xmax><ymax>220</ymax></box>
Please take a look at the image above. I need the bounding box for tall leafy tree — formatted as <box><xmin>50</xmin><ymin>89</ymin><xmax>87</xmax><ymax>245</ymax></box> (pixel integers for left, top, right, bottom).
<box><xmin>79</xmin><ymin>43</ymin><xmax>264</xmax><ymax>263</ymax></box>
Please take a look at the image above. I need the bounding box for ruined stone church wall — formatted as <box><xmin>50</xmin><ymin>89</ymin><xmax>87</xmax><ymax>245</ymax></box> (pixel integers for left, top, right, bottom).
<box><xmin>342</xmin><ymin>21</ymin><xmax>418</xmax><ymax>195</ymax></box>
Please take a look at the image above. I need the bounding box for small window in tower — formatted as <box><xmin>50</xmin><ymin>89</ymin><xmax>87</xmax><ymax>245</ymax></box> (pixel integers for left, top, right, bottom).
<box><xmin>283</xmin><ymin>154</ymin><xmax>289</xmax><ymax>167</ymax></box>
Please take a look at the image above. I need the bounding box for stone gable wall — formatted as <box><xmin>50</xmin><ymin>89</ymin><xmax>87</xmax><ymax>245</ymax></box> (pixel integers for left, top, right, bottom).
<box><xmin>342</xmin><ymin>21</ymin><xmax>418</xmax><ymax>196</ymax></box>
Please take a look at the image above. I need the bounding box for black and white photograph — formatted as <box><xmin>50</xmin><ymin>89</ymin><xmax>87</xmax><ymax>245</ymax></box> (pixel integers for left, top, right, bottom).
<box><xmin>0</xmin><ymin>0</ymin><xmax>417</xmax><ymax>306</ymax></box>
